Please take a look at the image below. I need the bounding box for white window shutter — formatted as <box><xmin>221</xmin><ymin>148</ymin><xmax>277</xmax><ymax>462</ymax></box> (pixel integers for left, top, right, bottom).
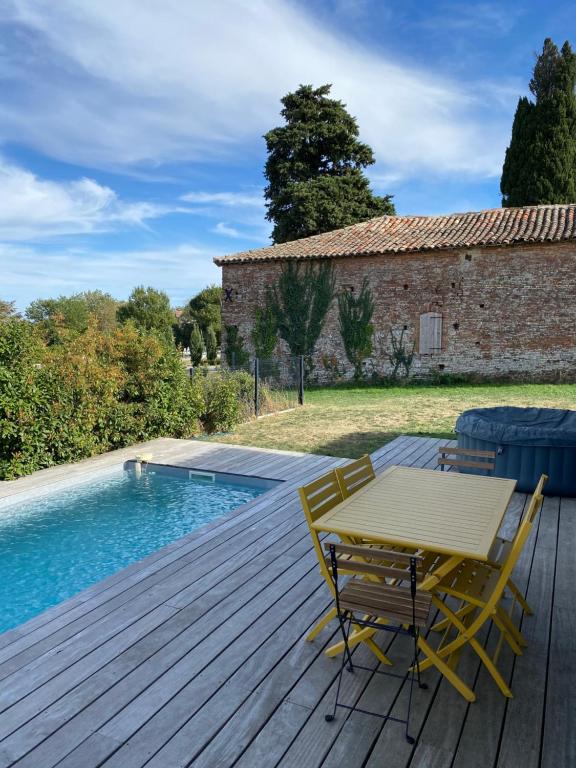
<box><xmin>419</xmin><ymin>312</ymin><xmax>442</xmax><ymax>354</ymax></box>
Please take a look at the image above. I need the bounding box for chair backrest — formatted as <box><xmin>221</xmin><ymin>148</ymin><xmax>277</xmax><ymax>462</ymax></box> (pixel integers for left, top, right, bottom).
<box><xmin>480</xmin><ymin>473</ymin><xmax>547</xmax><ymax>614</ymax></box>
<box><xmin>323</xmin><ymin>541</ymin><xmax>423</xmax><ymax>582</ymax></box>
<box><xmin>299</xmin><ymin>471</ymin><xmax>344</xmax><ymax>591</ymax></box>
<box><xmin>335</xmin><ymin>455</ymin><xmax>375</xmax><ymax>498</ymax></box>
<box><xmin>437</xmin><ymin>446</ymin><xmax>496</xmax><ymax>472</ymax></box>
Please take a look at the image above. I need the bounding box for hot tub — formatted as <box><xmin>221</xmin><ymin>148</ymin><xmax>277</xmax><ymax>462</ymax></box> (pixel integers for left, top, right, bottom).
<box><xmin>455</xmin><ymin>406</ymin><xmax>576</xmax><ymax>496</ymax></box>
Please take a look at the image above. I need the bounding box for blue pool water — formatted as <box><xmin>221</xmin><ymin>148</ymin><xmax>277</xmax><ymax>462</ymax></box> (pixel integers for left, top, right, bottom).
<box><xmin>0</xmin><ymin>466</ymin><xmax>271</xmax><ymax>634</ymax></box>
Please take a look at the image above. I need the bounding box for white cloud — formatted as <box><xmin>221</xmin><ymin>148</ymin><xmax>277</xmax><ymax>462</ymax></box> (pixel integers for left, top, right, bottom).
<box><xmin>212</xmin><ymin>222</ymin><xmax>243</xmax><ymax>238</ymax></box>
<box><xmin>0</xmin><ymin>157</ymin><xmax>180</xmax><ymax>239</ymax></box>
<box><xmin>1</xmin><ymin>0</ymin><xmax>511</xmax><ymax>178</ymax></box>
<box><xmin>181</xmin><ymin>191</ymin><xmax>264</xmax><ymax>208</ymax></box>
<box><xmin>0</xmin><ymin>242</ymin><xmax>221</xmax><ymax>309</ymax></box>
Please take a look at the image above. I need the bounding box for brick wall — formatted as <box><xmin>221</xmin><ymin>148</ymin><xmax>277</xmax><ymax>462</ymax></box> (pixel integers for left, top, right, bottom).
<box><xmin>220</xmin><ymin>242</ymin><xmax>576</xmax><ymax>380</ymax></box>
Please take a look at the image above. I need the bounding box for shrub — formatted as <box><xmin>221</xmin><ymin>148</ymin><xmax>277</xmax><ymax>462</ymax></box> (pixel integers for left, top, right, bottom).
<box><xmin>224</xmin><ymin>325</ymin><xmax>249</xmax><ymax>367</ymax></box>
<box><xmin>204</xmin><ymin>325</ymin><xmax>218</xmax><ymax>365</ymax></box>
<box><xmin>0</xmin><ymin>321</ymin><xmax>202</xmax><ymax>480</ymax></box>
<box><xmin>189</xmin><ymin>324</ymin><xmax>204</xmax><ymax>367</ymax></box>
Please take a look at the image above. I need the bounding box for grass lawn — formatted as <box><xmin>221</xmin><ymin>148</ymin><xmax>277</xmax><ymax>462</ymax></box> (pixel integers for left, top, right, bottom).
<box><xmin>210</xmin><ymin>382</ymin><xmax>576</xmax><ymax>459</ymax></box>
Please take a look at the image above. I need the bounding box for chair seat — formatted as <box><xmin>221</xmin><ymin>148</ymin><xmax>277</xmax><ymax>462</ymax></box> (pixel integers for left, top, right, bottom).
<box><xmin>339</xmin><ymin>579</ymin><xmax>432</xmax><ymax>628</ymax></box>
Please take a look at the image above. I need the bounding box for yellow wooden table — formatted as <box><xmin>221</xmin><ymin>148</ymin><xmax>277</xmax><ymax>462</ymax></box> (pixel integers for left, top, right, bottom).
<box><xmin>312</xmin><ymin>465</ymin><xmax>517</xmax><ymax>701</ymax></box>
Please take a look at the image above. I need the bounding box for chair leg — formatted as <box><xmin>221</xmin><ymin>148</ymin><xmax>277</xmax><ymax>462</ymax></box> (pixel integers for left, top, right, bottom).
<box><xmin>326</xmin><ymin>615</ymin><xmax>353</xmax><ymax>722</ymax></box>
<box><xmin>365</xmin><ymin>637</ymin><xmax>393</xmax><ymax>666</ymax></box>
<box><xmin>306</xmin><ymin>606</ymin><xmax>337</xmax><ymax>641</ymax></box>
<box><xmin>507</xmin><ymin>579</ymin><xmax>534</xmax><ymax>616</ymax></box>
<box><xmin>430</xmin><ymin>603</ymin><xmax>475</xmax><ymax>633</ymax></box>
<box><xmin>469</xmin><ymin>636</ymin><xmax>513</xmax><ymax>698</ymax></box>
<box><xmin>493</xmin><ymin>611</ymin><xmax>524</xmax><ymax>655</ymax></box>
<box><xmin>405</xmin><ymin>631</ymin><xmax>428</xmax><ymax>745</ymax></box>
<box><xmin>325</xmin><ymin>625</ymin><xmax>393</xmax><ymax>665</ymax></box>
<box><xmin>416</xmin><ymin>636</ymin><xmax>476</xmax><ymax>702</ymax></box>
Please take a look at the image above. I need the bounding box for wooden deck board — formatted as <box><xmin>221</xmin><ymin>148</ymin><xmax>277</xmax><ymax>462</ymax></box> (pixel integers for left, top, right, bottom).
<box><xmin>0</xmin><ymin>436</ymin><xmax>572</xmax><ymax>768</ymax></box>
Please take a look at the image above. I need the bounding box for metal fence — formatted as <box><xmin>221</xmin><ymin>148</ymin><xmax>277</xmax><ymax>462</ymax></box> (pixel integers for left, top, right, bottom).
<box><xmin>253</xmin><ymin>356</ymin><xmax>304</xmax><ymax>417</ymax></box>
<box><xmin>192</xmin><ymin>355</ymin><xmax>305</xmax><ymax>419</ymax></box>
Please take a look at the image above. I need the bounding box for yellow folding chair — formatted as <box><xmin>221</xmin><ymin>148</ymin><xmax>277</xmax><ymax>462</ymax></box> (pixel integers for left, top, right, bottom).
<box><xmin>335</xmin><ymin>455</ymin><xmax>375</xmax><ymax>498</ymax></box>
<box><xmin>430</xmin><ymin>474</ymin><xmax>547</xmax><ymax>642</ymax></box>
<box><xmin>299</xmin><ymin>471</ymin><xmax>391</xmax><ymax>665</ymax></box>
<box><xmin>419</xmin><ymin>474</ymin><xmax>547</xmax><ymax>698</ymax></box>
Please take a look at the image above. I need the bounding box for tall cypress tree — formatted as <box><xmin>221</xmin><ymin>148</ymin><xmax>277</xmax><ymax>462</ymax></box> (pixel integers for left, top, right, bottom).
<box><xmin>264</xmin><ymin>84</ymin><xmax>394</xmax><ymax>243</ymax></box>
<box><xmin>501</xmin><ymin>39</ymin><xmax>576</xmax><ymax>207</ymax></box>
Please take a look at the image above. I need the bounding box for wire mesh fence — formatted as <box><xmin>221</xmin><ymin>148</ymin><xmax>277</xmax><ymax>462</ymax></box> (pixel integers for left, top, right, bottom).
<box><xmin>254</xmin><ymin>356</ymin><xmax>304</xmax><ymax>417</ymax></box>
<box><xmin>193</xmin><ymin>355</ymin><xmax>304</xmax><ymax>419</ymax></box>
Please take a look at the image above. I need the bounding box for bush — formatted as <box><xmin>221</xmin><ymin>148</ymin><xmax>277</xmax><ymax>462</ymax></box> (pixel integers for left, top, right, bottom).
<box><xmin>0</xmin><ymin>321</ymin><xmax>202</xmax><ymax>480</ymax></box>
<box><xmin>204</xmin><ymin>325</ymin><xmax>218</xmax><ymax>365</ymax></box>
<box><xmin>189</xmin><ymin>324</ymin><xmax>204</xmax><ymax>367</ymax></box>
<box><xmin>197</xmin><ymin>370</ymin><xmax>254</xmax><ymax>433</ymax></box>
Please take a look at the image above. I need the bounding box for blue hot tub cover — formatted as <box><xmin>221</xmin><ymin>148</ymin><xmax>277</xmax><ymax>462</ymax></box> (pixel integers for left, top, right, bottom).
<box><xmin>456</xmin><ymin>407</ymin><xmax>576</xmax><ymax>448</ymax></box>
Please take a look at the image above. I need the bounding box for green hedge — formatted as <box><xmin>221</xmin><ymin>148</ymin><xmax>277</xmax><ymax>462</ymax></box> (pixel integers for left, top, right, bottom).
<box><xmin>0</xmin><ymin>320</ymin><xmax>254</xmax><ymax>480</ymax></box>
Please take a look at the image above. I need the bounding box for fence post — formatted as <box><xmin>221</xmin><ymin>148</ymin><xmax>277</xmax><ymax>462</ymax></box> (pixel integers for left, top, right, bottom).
<box><xmin>254</xmin><ymin>357</ymin><xmax>260</xmax><ymax>417</ymax></box>
<box><xmin>298</xmin><ymin>355</ymin><xmax>304</xmax><ymax>406</ymax></box>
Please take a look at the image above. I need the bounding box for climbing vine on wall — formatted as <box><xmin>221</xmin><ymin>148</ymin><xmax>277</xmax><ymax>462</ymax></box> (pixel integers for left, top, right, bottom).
<box><xmin>338</xmin><ymin>278</ymin><xmax>374</xmax><ymax>381</ymax></box>
<box><xmin>271</xmin><ymin>260</ymin><xmax>335</xmax><ymax>375</ymax></box>
<box><xmin>224</xmin><ymin>325</ymin><xmax>249</xmax><ymax>367</ymax></box>
<box><xmin>251</xmin><ymin>288</ymin><xmax>278</xmax><ymax>360</ymax></box>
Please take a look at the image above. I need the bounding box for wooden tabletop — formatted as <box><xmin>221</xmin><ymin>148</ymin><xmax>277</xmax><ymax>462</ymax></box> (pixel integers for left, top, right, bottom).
<box><xmin>312</xmin><ymin>465</ymin><xmax>517</xmax><ymax>560</ymax></box>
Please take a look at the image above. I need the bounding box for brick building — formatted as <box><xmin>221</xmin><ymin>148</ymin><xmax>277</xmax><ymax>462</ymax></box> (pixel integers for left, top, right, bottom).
<box><xmin>214</xmin><ymin>204</ymin><xmax>576</xmax><ymax>380</ymax></box>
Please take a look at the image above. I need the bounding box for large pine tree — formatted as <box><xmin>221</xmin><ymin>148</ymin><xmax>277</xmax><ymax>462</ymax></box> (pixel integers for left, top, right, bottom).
<box><xmin>264</xmin><ymin>84</ymin><xmax>394</xmax><ymax>243</ymax></box>
<box><xmin>501</xmin><ymin>39</ymin><xmax>576</xmax><ymax>207</ymax></box>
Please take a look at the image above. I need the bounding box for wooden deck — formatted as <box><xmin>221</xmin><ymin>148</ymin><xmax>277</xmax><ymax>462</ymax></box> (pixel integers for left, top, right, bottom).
<box><xmin>0</xmin><ymin>436</ymin><xmax>573</xmax><ymax>767</ymax></box>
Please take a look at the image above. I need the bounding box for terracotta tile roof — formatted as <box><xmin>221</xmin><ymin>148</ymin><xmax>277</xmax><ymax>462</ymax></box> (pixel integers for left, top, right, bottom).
<box><xmin>213</xmin><ymin>204</ymin><xmax>576</xmax><ymax>265</ymax></box>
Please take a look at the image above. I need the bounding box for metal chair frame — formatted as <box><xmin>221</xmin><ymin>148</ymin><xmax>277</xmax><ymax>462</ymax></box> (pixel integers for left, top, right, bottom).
<box><xmin>324</xmin><ymin>543</ymin><xmax>429</xmax><ymax>744</ymax></box>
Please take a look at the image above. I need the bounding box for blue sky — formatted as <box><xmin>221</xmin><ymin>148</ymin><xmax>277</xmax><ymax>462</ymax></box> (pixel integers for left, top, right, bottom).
<box><xmin>0</xmin><ymin>0</ymin><xmax>573</xmax><ymax>310</ymax></box>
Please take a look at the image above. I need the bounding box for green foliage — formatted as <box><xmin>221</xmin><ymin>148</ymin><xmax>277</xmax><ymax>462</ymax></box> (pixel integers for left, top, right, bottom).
<box><xmin>0</xmin><ymin>320</ymin><xmax>47</xmax><ymax>479</ymax></box>
<box><xmin>264</xmin><ymin>84</ymin><xmax>394</xmax><ymax>243</ymax></box>
<box><xmin>198</xmin><ymin>371</ymin><xmax>252</xmax><ymax>433</ymax></box>
<box><xmin>251</xmin><ymin>289</ymin><xmax>278</xmax><ymax>359</ymax></box>
<box><xmin>387</xmin><ymin>328</ymin><xmax>415</xmax><ymax>379</ymax></box>
<box><xmin>337</xmin><ymin>279</ymin><xmax>375</xmax><ymax>381</ymax></box>
<box><xmin>0</xmin><ymin>321</ymin><xmax>202</xmax><ymax>480</ymax></box>
<box><xmin>187</xmin><ymin>285</ymin><xmax>222</xmax><ymax>343</ymax></box>
<box><xmin>25</xmin><ymin>291</ymin><xmax>119</xmax><ymax>343</ymax></box>
<box><xmin>501</xmin><ymin>39</ymin><xmax>576</xmax><ymax>206</ymax></box>
<box><xmin>26</xmin><ymin>295</ymin><xmax>90</xmax><ymax>343</ymax></box>
<box><xmin>0</xmin><ymin>299</ymin><xmax>18</xmax><ymax>320</ymax></box>
<box><xmin>79</xmin><ymin>291</ymin><xmax>119</xmax><ymax>333</ymax></box>
<box><xmin>271</xmin><ymin>261</ymin><xmax>335</xmax><ymax>374</ymax></box>
<box><xmin>204</xmin><ymin>325</ymin><xmax>218</xmax><ymax>365</ymax></box>
<box><xmin>224</xmin><ymin>325</ymin><xmax>249</xmax><ymax>367</ymax></box>
<box><xmin>189</xmin><ymin>324</ymin><xmax>205</xmax><ymax>366</ymax></box>
<box><xmin>117</xmin><ymin>286</ymin><xmax>175</xmax><ymax>345</ymax></box>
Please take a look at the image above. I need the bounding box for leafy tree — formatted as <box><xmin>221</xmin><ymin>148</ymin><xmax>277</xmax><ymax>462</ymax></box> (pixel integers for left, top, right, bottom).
<box><xmin>79</xmin><ymin>291</ymin><xmax>119</xmax><ymax>333</ymax></box>
<box><xmin>26</xmin><ymin>291</ymin><xmax>118</xmax><ymax>342</ymax></box>
<box><xmin>338</xmin><ymin>279</ymin><xmax>375</xmax><ymax>381</ymax></box>
<box><xmin>204</xmin><ymin>325</ymin><xmax>218</xmax><ymax>365</ymax></box>
<box><xmin>264</xmin><ymin>84</ymin><xmax>394</xmax><ymax>243</ymax></box>
<box><xmin>251</xmin><ymin>289</ymin><xmax>278</xmax><ymax>359</ymax></box>
<box><xmin>117</xmin><ymin>286</ymin><xmax>175</xmax><ymax>345</ymax></box>
<box><xmin>501</xmin><ymin>39</ymin><xmax>576</xmax><ymax>206</ymax></box>
<box><xmin>189</xmin><ymin>324</ymin><xmax>205</xmax><ymax>366</ymax></box>
<box><xmin>26</xmin><ymin>295</ymin><xmax>90</xmax><ymax>343</ymax></box>
<box><xmin>187</xmin><ymin>285</ymin><xmax>222</xmax><ymax>343</ymax></box>
<box><xmin>0</xmin><ymin>300</ymin><xmax>18</xmax><ymax>321</ymax></box>
<box><xmin>271</xmin><ymin>261</ymin><xmax>335</xmax><ymax>374</ymax></box>
<box><xmin>224</xmin><ymin>325</ymin><xmax>249</xmax><ymax>368</ymax></box>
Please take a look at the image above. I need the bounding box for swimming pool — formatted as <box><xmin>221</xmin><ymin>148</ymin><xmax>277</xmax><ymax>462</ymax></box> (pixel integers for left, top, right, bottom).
<box><xmin>0</xmin><ymin>464</ymin><xmax>276</xmax><ymax>634</ymax></box>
